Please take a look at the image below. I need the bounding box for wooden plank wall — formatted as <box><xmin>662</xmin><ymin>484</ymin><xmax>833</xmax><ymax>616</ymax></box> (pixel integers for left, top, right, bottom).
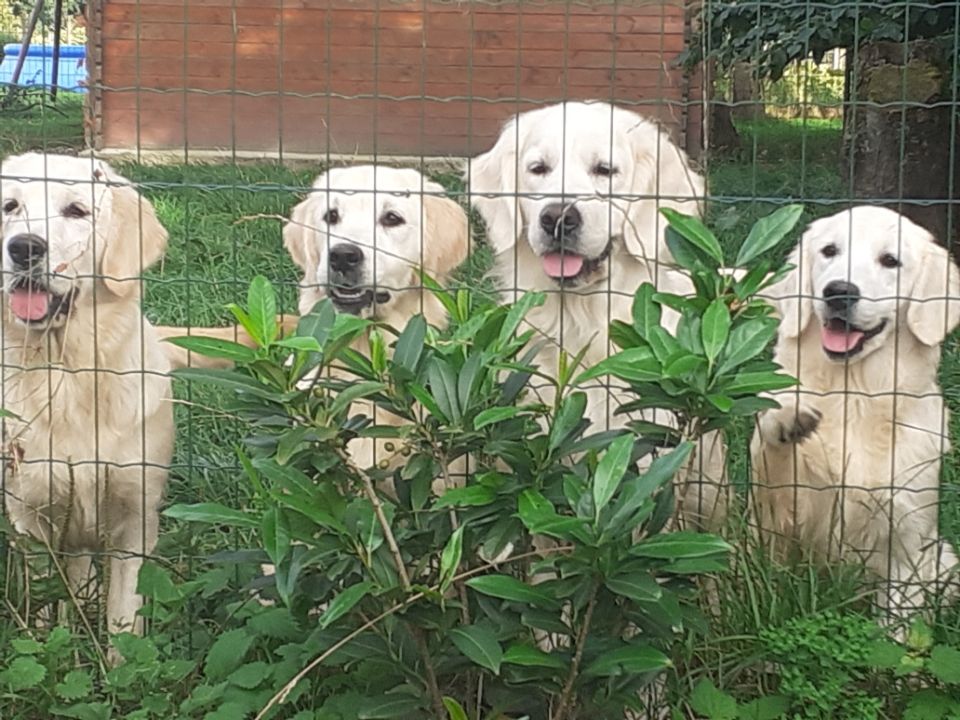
<box><xmin>93</xmin><ymin>0</ymin><xmax>698</xmax><ymax>157</ymax></box>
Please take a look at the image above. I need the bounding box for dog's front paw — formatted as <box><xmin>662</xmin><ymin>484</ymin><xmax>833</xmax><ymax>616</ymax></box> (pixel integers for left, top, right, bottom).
<box><xmin>760</xmin><ymin>400</ymin><xmax>821</xmax><ymax>446</ymax></box>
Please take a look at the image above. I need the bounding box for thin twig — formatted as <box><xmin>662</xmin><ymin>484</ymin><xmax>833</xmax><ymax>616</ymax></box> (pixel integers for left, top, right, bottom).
<box><xmin>355</xmin><ymin>459</ymin><xmax>442</xmax><ymax>716</ymax></box>
<box><xmin>254</xmin><ymin>545</ymin><xmax>574</xmax><ymax>720</ymax></box>
<box><xmin>33</xmin><ymin>532</ymin><xmax>108</xmax><ymax>672</ymax></box>
<box><xmin>414</xmin><ymin>629</ymin><xmax>448</xmax><ymax>719</ymax></box>
<box><xmin>553</xmin><ymin>585</ymin><xmax>599</xmax><ymax>720</ymax></box>
<box><xmin>356</xmin><ymin>462</ymin><xmax>412</xmax><ymax>590</ymax></box>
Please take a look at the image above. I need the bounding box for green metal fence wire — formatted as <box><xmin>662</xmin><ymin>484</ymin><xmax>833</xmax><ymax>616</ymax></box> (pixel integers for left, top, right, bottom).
<box><xmin>0</xmin><ymin>0</ymin><xmax>959</xmax><ymax>714</ymax></box>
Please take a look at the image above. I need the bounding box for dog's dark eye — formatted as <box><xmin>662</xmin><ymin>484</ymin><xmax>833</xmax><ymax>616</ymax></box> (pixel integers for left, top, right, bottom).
<box><xmin>592</xmin><ymin>162</ymin><xmax>618</xmax><ymax>178</ymax></box>
<box><xmin>528</xmin><ymin>161</ymin><xmax>550</xmax><ymax>176</ymax></box>
<box><xmin>62</xmin><ymin>202</ymin><xmax>89</xmax><ymax>219</ymax></box>
<box><xmin>323</xmin><ymin>209</ymin><xmax>340</xmax><ymax>225</ymax></box>
<box><xmin>879</xmin><ymin>253</ymin><xmax>901</xmax><ymax>269</ymax></box>
<box><xmin>380</xmin><ymin>211</ymin><xmax>405</xmax><ymax>228</ymax></box>
<box><xmin>821</xmin><ymin>244</ymin><xmax>839</xmax><ymax>258</ymax></box>
<box><xmin>2</xmin><ymin>199</ymin><xmax>18</xmax><ymax>214</ymax></box>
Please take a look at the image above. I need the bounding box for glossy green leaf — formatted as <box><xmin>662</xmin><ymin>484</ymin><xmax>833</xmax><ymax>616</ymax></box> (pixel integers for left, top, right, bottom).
<box><xmin>606</xmin><ymin>573</ymin><xmax>662</xmax><ymax>602</ymax></box>
<box><xmin>261</xmin><ymin>507</ymin><xmax>291</xmax><ymax>567</ymax></box>
<box><xmin>393</xmin><ymin>315</ymin><xmax>427</xmax><ymax>372</ymax></box>
<box><xmin>273</xmin><ymin>336</ymin><xmax>323</xmax><ymax>352</ymax></box>
<box><xmin>163</xmin><ymin>335</ymin><xmax>257</xmax><ymax>363</ymax></box>
<box><xmin>576</xmin><ymin>348</ymin><xmax>661</xmax><ymax>384</ymax></box>
<box><xmin>592</xmin><ymin>434</ymin><xmax>635</xmax><ymax>516</ymax></box>
<box><xmin>247</xmin><ymin>275</ymin><xmax>278</xmax><ymax>345</ymax></box>
<box><xmin>702</xmin><ymin>298</ymin><xmax>731</xmax><ymax>363</ymax></box>
<box><xmin>503</xmin><ymin>644</ymin><xmax>565</xmax><ymax>669</ymax></box>
<box><xmin>549</xmin><ymin>392</ymin><xmax>588</xmax><ymax>451</ymax></box>
<box><xmin>736</xmin><ymin>203</ymin><xmax>804</xmax><ymax>267</ymax></box>
<box><xmin>172</xmin><ymin>368</ymin><xmax>282</xmax><ymax>399</ymax></box>
<box><xmin>443</xmin><ymin>697</ymin><xmax>469</xmax><ymax>720</ymax></box>
<box><xmin>474</xmin><ymin>406</ymin><xmax>522</xmax><ymax>429</ymax></box>
<box><xmin>428</xmin><ymin>358</ymin><xmax>462</xmax><ymax>424</ymax></box>
<box><xmin>163</xmin><ymin>502</ymin><xmax>257</xmax><ymax>528</ymax></box>
<box><xmin>466</xmin><ymin>574</ymin><xmax>559</xmax><ymax>608</ymax></box>
<box><xmin>716</xmin><ymin>318</ymin><xmax>779</xmax><ymax>376</ymax></box>
<box><xmin>297</xmin><ymin>300</ymin><xmax>337</xmax><ymax>346</ymax></box>
<box><xmin>631</xmin><ymin>282</ymin><xmax>661</xmax><ymax>338</ymax></box>
<box><xmin>450</xmin><ymin>625</ymin><xmax>503</xmax><ymax>675</ymax></box>
<box><xmin>434</xmin><ymin>485</ymin><xmax>496</xmax><ymax>509</ymax></box>
<box><xmin>318</xmin><ymin>581</ymin><xmax>375</xmax><ymax>629</ymax></box>
<box><xmin>439</xmin><ymin>526</ymin><xmax>465</xmax><ymax>593</ymax></box>
<box><xmin>661</xmin><ymin>208</ymin><xmax>724</xmax><ymax>265</ymax></box>
<box><xmin>632</xmin><ymin>531</ymin><xmax>732</xmax><ymax>560</ymax></box>
<box><xmin>723</xmin><ymin>371</ymin><xmax>796</xmax><ymax>395</ymax></box>
<box><xmin>583</xmin><ymin>644</ymin><xmax>671</xmax><ymax>677</ymax></box>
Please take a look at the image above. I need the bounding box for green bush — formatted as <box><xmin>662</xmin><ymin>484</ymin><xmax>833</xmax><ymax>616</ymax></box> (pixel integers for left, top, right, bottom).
<box><xmin>0</xmin><ymin>206</ymin><xmax>801</xmax><ymax>718</ymax></box>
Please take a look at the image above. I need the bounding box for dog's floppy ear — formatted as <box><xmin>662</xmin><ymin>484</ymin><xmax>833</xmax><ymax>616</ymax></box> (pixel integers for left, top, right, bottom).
<box><xmin>625</xmin><ymin>116</ymin><xmax>705</xmax><ymax>263</ymax></box>
<box><xmin>907</xmin><ymin>229</ymin><xmax>960</xmax><ymax>346</ymax></box>
<box><xmin>422</xmin><ymin>189</ymin><xmax>469</xmax><ymax>281</ymax></box>
<box><xmin>283</xmin><ymin>193</ymin><xmax>320</xmax><ymax>283</ymax></box>
<box><xmin>468</xmin><ymin>117</ymin><xmax>523</xmax><ymax>254</ymax></box>
<box><xmin>96</xmin><ymin>162</ymin><xmax>168</xmax><ymax>297</ymax></box>
<box><xmin>766</xmin><ymin>238</ymin><xmax>813</xmax><ymax>339</ymax></box>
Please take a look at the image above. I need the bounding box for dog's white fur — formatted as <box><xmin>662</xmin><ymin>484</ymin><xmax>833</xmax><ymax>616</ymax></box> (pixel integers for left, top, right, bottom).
<box><xmin>469</xmin><ymin>101</ymin><xmax>725</xmax><ymax>528</ymax></box>
<box><xmin>283</xmin><ymin>165</ymin><xmax>469</xmax><ymax>469</ymax></box>
<box><xmin>1</xmin><ymin>153</ymin><xmax>173</xmax><ymax>650</ymax></box>
<box><xmin>753</xmin><ymin>206</ymin><xmax>960</xmax><ymax>614</ymax></box>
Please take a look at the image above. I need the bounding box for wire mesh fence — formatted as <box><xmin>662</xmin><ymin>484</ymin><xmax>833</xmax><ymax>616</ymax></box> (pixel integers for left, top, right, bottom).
<box><xmin>1</xmin><ymin>0</ymin><xmax>959</xmax><ymax>717</ymax></box>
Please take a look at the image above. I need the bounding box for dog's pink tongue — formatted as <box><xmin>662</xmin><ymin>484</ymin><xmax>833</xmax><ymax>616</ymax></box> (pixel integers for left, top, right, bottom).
<box><xmin>542</xmin><ymin>252</ymin><xmax>584</xmax><ymax>279</ymax></box>
<box><xmin>9</xmin><ymin>289</ymin><xmax>50</xmax><ymax>321</ymax></box>
<box><xmin>821</xmin><ymin>324</ymin><xmax>864</xmax><ymax>353</ymax></box>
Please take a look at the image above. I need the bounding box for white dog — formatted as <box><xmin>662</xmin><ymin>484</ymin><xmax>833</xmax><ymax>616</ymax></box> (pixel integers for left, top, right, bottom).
<box><xmin>283</xmin><ymin>165</ymin><xmax>468</xmax><ymax>470</ymax></box>
<box><xmin>468</xmin><ymin>101</ymin><xmax>725</xmax><ymax>528</ymax></box>
<box><xmin>284</xmin><ymin>165</ymin><xmax>468</xmax><ymax>330</ymax></box>
<box><xmin>1</xmin><ymin>153</ymin><xmax>173</xmax><ymax>652</ymax></box>
<box><xmin>753</xmin><ymin>206</ymin><xmax>960</xmax><ymax>616</ymax></box>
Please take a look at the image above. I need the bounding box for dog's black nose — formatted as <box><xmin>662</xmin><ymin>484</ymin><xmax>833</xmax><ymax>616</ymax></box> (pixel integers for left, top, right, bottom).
<box><xmin>823</xmin><ymin>280</ymin><xmax>860</xmax><ymax>311</ymax></box>
<box><xmin>329</xmin><ymin>243</ymin><xmax>364</xmax><ymax>274</ymax></box>
<box><xmin>539</xmin><ymin>203</ymin><xmax>582</xmax><ymax>239</ymax></box>
<box><xmin>6</xmin><ymin>234</ymin><xmax>46</xmax><ymax>268</ymax></box>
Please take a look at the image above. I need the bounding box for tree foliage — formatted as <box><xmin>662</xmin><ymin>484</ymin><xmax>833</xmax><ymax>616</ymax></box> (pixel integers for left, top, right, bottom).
<box><xmin>683</xmin><ymin>0</ymin><xmax>959</xmax><ymax>81</ymax></box>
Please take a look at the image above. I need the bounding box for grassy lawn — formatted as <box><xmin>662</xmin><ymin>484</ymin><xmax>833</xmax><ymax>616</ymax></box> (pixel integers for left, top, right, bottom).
<box><xmin>2</xmin><ymin>98</ymin><xmax>959</xmax><ymax>711</ymax></box>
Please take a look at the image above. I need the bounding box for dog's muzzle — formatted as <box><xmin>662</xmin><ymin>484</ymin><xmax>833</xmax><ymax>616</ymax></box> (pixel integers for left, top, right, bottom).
<box><xmin>536</xmin><ymin>203</ymin><xmax>612</xmax><ymax>286</ymax></box>
<box><xmin>4</xmin><ymin>233</ymin><xmax>75</xmax><ymax>325</ymax></box>
<box><xmin>326</xmin><ymin>242</ymin><xmax>390</xmax><ymax>314</ymax></box>
<box><xmin>819</xmin><ymin>280</ymin><xmax>886</xmax><ymax>359</ymax></box>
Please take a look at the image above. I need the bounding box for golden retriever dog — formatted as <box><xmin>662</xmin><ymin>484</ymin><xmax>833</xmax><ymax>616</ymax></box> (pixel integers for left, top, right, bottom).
<box><xmin>753</xmin><ymin>206</ymin><xmax>959</xmax><ymax>618</ymax></box>
<box><xmin>1</xmin><ymin>153</ymin><xmax>173</xmax><ymax>652</ymax></box>
<box><xmin>243</xmin><ymin>165</ymin><xmax>471</xmax><ymax>591</ymax></box>
<box><xmin>468</xmin><ymin>101</ymin><xmax>725</xmax><ymax>528</ymax></box>
<box><xmin>283</xmin><ymin>164</ymin><xmax>469</xmax><ymax>470</ymax></box>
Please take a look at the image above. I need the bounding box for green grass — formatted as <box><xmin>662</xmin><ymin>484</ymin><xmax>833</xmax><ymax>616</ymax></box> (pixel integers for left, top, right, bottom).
<box><xmin>2</xmin><ymin>105</ymin><xmax>959</xmax><ymax>713</ymax></box>
<box><xmin>0</xmin><ymin>90</ymin><xmax>86</xmax><ymax>155</ymax></box>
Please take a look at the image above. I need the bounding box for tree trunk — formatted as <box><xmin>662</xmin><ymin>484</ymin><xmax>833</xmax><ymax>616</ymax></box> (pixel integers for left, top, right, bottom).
<box><xmin>842</xmin><ymin>40</ymin><xmax>958</xmax><ymax>259</ymax></box>
<box><xmin>710</xmin><ymin>104</ymin><xmax>740</xmax><ymax>152</ymax></box>
<box><xmin>731</xmin><ymin>61</ymin><xmax>763</xmax><ymax>122</ymax></box>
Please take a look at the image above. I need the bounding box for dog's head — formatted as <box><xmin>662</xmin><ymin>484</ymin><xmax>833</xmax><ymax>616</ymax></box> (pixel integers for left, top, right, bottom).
<box><xmin>467</xmin><ymin>101</ymin><xmax>704</xmax><ymax>287</ymax></box>
<box><xmin>283</xmin><ymin>166</ymin><xmax>468</xmax><ymax>320</ymax></box>
<box><xmin>771</xmin><ymin>206</ymin><xmax>960</xmax><ymax>361</ymax></box>
<box><xmin>1</xmin><ymin>153</ymin><xmax>167</xmax><ymax>330</ymax></box>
